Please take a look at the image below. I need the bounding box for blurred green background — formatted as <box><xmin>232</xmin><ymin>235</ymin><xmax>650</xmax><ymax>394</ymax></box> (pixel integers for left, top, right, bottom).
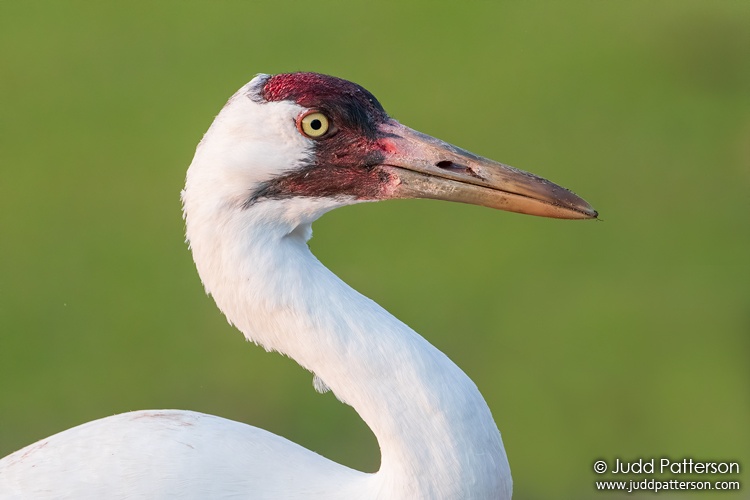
<box><xmin>1</xmin><ymin>1</ymin><xmax>748</xmax><ymax>498</ymax></box>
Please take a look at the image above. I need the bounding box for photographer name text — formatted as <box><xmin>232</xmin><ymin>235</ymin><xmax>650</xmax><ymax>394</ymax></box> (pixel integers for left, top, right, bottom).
<box><xmin>596</xmin><ymin>458</ymin><xmax>739</xmax><ymax>475</ymax></box>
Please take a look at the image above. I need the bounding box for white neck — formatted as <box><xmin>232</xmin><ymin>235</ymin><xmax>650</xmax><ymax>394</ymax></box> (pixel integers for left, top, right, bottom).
<box><xmin>182</xmin><ymin>184</ymin><xmax>511</xmax><ymax>498</ymax></box>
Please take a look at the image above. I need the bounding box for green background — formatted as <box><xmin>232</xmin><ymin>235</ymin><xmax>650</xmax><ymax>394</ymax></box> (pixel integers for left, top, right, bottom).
<box><xmin>1</xmin><ymin>2</ymin><xmax>748</xmax><ymax>498</ymax></box>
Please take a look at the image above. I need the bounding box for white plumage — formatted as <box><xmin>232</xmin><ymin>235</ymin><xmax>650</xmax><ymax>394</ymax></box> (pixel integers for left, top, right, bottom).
<box><xmin>0</xmin><ymin>73</ymin><xmax>595</xmax><ymax>499</ymax></box>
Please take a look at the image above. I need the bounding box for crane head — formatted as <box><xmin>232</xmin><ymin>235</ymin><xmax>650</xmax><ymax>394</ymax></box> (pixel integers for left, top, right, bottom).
<box><xmin>184</xmin><ymin>72</ymin><xmax>597</xmax><ymax>226</ymax></box>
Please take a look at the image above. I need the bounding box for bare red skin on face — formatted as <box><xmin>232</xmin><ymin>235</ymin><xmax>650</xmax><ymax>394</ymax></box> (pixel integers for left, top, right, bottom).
<box><xmin>261</xmin><ymin>72</ymin><xmax>388</xmax><ymax>134</ymax></box>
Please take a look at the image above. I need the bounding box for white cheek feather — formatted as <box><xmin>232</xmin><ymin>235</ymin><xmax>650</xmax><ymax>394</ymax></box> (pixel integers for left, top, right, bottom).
<box><xmin>186</xmin><ymin>83</ymin><xmax>310</xmax><ymax>209</ymax></box>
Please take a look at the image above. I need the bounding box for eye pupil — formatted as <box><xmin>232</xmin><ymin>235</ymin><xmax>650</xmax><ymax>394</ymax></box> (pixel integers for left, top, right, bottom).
<box><xmin>310</xmin><ymin>119</ymin><xmax>322</xmax><ymax>130</ymax></box>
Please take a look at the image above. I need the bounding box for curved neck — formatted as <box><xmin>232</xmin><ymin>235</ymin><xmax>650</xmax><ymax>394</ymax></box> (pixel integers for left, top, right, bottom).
<box><xmin>184</xmin><ymin>198</ymin><xmax>511</xmax><ymax>498</ymax></box>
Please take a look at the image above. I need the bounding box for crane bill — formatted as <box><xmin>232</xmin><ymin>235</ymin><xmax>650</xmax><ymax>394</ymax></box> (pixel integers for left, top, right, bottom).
<box><xmin>377</xmin><ymin>120</ymin><xmax>597</xmax><ymax>220</ymax></box>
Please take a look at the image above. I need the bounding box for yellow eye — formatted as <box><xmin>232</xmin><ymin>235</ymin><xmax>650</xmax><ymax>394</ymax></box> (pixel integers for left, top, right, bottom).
<box><xmin>298</xmin><ymin>111</ymin><xmax>330</xmax><ymax>138</ymax></box>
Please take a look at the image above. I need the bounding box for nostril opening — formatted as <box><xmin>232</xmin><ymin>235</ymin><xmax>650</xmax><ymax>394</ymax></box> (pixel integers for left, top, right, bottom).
<box><xmin>436</xmin><ymin>160</ymin><xmax>482</xmax><ymax>179</ymax></box>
